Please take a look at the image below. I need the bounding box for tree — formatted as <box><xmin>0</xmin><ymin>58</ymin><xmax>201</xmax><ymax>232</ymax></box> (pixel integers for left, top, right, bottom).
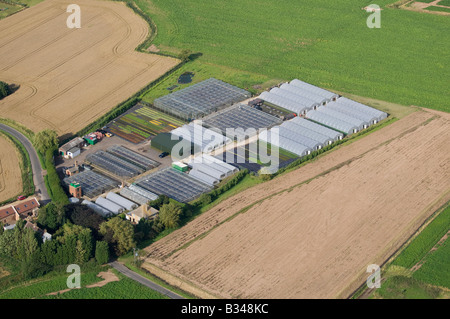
<box><xmin>33</xmin><ymin>129</ymin><xmax>58</xmax><ymax>155</ymax></box>
<box><xmin>78</xmin><ymin>228</ymin><xmax>93</xmax><ymax>262</ymax></box>
<box><xmin>148</xmin><ymin>195</ymin><xmax>170</xmax><ymax>210</ymax></box>
<box><xmin>99</xmin><ymin>217</ymin><xmax>136</xmax><ymax>256</ymax></box>
<box><xmin>95</xmin><ymin>241</ymin><xmax>109</xmax><ymax>265</ymax></box>
<box><xmin>37</xmin><ymin>202</ymin><xmax>66</xmax><ymax>232</ymax></box>
<box><xmin>66</xmin><ymin>204</ymin><xmax>104</xmax><ymax>238</ymax></box>
<box><xmin>159</xmin><ymin>202</ymin><xmax>183</xmax><ymax>229</ymax></box>
<box><xmin>0</xmin><ymin>222</ymin><xmax>3</xmax><ymax>236</ymax></box>
<box><xmin>0</xmin><ymin>81</ymin><xmax>11</xmax><ymax>100</ymax></box>
<box><xmin>0</xmin><ymin>229</ymin><xmax>15</xmax><ymax>256</ymax></box>
<box><xmin>178</xmin><ymin>49</ymin><xmax>192</xmax><ymax>62</ymax></box>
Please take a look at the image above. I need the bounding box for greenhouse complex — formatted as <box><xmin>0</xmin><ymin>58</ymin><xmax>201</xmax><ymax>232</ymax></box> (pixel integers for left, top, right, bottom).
<box><xmin>63</xmin><ymin>77</ymin><xmax>388</xmax><ymax>210</ymax></box>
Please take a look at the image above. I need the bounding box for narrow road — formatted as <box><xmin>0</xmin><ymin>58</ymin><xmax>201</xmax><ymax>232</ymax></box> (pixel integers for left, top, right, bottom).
<box><xmin>109</xmin><ymin>261</ymin><xmax>185</xmax><ymax>299</ymax></box>
<box><xmin>0</xmin><ymin>123</ymin><xmax>50</xmax><ymax>203</ymax></box>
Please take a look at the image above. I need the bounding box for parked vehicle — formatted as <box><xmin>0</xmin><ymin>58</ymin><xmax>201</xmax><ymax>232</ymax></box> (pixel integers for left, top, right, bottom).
<box><xmin>17</xmin><ymin>195</ymin><xmax>26</xmax><ymax>201</ymax></box>
<box><xmin>159</xmin><ymin>152</ymin><xmax>170</xmax><ymax>158</ymax></box>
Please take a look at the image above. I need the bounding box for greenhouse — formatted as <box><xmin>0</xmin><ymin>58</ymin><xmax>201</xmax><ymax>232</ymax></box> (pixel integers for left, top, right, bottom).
<box><xmin>281</xmin><ymin>121</ymin><xmax>334</xmax><ymax>146</ymax></box>
<box><xmin>171</xmin><ymin>122</ymin><xmax>232</xmax><ymax>154</ymax></box>
<box><xmin>106</xmin><ymin>145</ymin><xmax>160</xmax><ymax>170</ymax></box>
<box><xmin>153</xmin><ymin>78</ymin><xmax>251</xmax><ymax>121</ymax></box>
<box><xmin>279</xmin><ymin>83</ymin><xmax>329</xmax><ymax>106</ymax></box>
<box><xmin>189</xmin><ymin>169</ymin><xmax>220</xmax><ymax>187</ymax></box>
<box><xmin>259</xmin><ymin>129</ymin><xmax>312</xmax><ymax>157</ymax></box>
<box><xmin>95</xmin><ymin>196</ymin><xmax>125</xmax><ymax>215</ymax></box>
<box><xmin>291</xmin><ymin>117</ymin><xmax>344</xmax><ymax>141</ymax></box>
<box><xmin>200</xmin><ymin>154</ymin><xmax>240</xmax><ymax>174</ymax></box>
<box><xmin>135</xmin><ymin>168</ymin><xmax>213</xmax><ymax>203</ymax></box>
<box><xmin>259</xmin><ymin>91</ymin><xmax>310</xmax><ymax>115</ymax></box>
<box><xmin>326</xmin><ymin>102</ymin><xmax>379</xmax><ymax>125</ymax></box>
<box><xmin>306</xmin><ymin>110</ymin><xmax>359</xmax><ymax>135</ymax></box>
<box><xmin>128</xmin><ymin>184</ymin><xmax>159</xmax><ymax>201</ymax></box>
<box><xmin>202</xmin><ymin>103</ymin><xmax>282</xmax><ymax>141</ymax></box>
<box><xmin>81</xmin><ymin>200</ymin><xmax>112</xmax><ymax>218</ymax></box>
<box><xmin>86</xmin><ymin>150</ymin><xmax>144</xmax><ymax>179</ymax></box>
<box><xmin>188</xmin><ymin>162</ymin><xmax>227</xmax><ymax>180</ymax></box>
<box><xmin>106</xmin><ymin>192</ymin><xmax>138</xmax><ymax>211</ymax></box>
<box><xmin>290</xmin><ymin>79</ymin><xmax>339</xmax><ymax>101</ymax></box>
<box><xmin>63</xmin><ymin>170</ymin><xmax>118</xmax><ymax>198</ymax></box>
<box><xmin>270</xmin><ymin>87</ymin><xmax>320</xmax><ymax>110</ymax></box>
<box><xmin>315</xmin><ymin>107</ymin><xmax>370</xmax><ymax>131</ymax></box>
<box><xmin>335</xmin><ymin>97</ymin><xmax>388</xmax><ymax>122</ymax></box>
<box><xmin>276</xmin><ymin>125</ymin><xmax>323</xmax><ymax>150</ymax></box>
<box><xmin>119</xmin><ymin>187</ymin><xmax>153</xmax><ymax>206</ymax></box>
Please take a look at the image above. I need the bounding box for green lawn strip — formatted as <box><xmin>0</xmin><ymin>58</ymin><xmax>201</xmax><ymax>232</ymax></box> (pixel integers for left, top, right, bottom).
<box><xmin>412</xmin><ymin>232</ymin><xmax>450</xmax><ymax>288</ymax></box>
<box><xmin>437</xmin><ymin>0</ymin><xmax>450</xmax><ymax>6</ymax></box>
<box><xmin>374</xmin><ymin>276</ymin><xmax>442</xmax><ymax>299</ymax></box>
<box><xmin>40</xmin><ymin>269</ymin><xmax>169</xmax><ymax>299</ymax></box>
<box><xmin>392</xmin><ymin>204</ymin><xmax>450</xmax><ymax>269</ymax></box>
<box><xmin>0</xmin><ymin>265</ymin><xmax>106</xmax><ymax>299</ymax></box>
<box><xmin>425</xmin><ymin>5</ymin><xmax>450</xmax><ymax>12</ymax></box>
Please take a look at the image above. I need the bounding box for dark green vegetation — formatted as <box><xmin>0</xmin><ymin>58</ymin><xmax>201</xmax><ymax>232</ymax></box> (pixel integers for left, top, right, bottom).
<box><xmin>369</xmin><ymin>204</ymin><xmax>450</xmax><ymax>299</ymax></box>
<box><xmin>425</xmin><ymin>5</ymin><xmax>450</xmax><ymax>13</ymax></box>
<box><xmin>0</xmin><ymin>130</ymin><xmax>34</xmax><ymax>206</ymax></box>
<box><xmin>0</xmin><ymin>81</ymin><xmax>11</xmax><ymax>99</ymax></box>
<box><xmin>132</xmin><ymin>0</ymin><xmax>449</xmax><ymax>112</ymax></box>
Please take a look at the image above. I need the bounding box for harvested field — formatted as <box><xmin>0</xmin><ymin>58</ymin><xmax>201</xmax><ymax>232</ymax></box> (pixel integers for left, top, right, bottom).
<box><xmin>143</xmin><ymin>108</ymin><xmax>450</xmax><ymax>299</ymax></box>
<box><xmin>0</xmin><ymin>0</ymin><xmax>179</xmax><ymax>135</ymax></box>
<box><xmin>0</xmin><ymin>135</ymin><xmax>22</xmax><ymax>202</ymax></box>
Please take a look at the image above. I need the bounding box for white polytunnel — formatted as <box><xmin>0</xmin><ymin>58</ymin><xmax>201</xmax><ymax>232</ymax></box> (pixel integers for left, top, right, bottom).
<box><xmin>259</xmin><ymin>129</ymin><xmax>312</xmax><ymax>157</ymax></box>
<box><xmin>270</xmin><ymin>87</ymin><xmax>320</xmax><ymax>111</ymax></box>
<box><xmin>259</xmin><ymin>91</ymin><xmax>310</xmax><ymax>115</ymax></box>
<box><xmin>81</xmin><ymin>200</ymin><xmax>111</xmax><ymax>218</ymax></box>
<box><xmin>95</xmin><ymin>196</ymin><xmax>125</xmax><ymax>215</ymax></box>
<box><xmin>315</xmin><ymin>107</ymin><xmax>369</xmax><ymax>131</ymax></box>
<box><xmin>279</xmin><ymin>83</ymin><xmax>330</xmax><ymax>106</ymax></box>
<box><xmin>290</xmin><ymin>79</ymin><xmax>339</xmax><ymax>101</ymax></box>
<box><xmin>106</xmin><ymin>192</ymin><xmax>138</xmax><ymax>211</ymax></box>
<box><xmin>290</xmin><ymin>117</ymin><xmax>344</xmax><ymax>141</ymax></box>
<box><xmin>326</xmin><ymin>101</ymin><xmax>379</xmax><ymax>125</ymax></box>
<box><xmin>189</xmin><ymin>169</ymin><xmax>220</xmax><ymax>187</ymax></box>
<box><xmin>335</xmin><ymin>97</ymin><xmax>388</xmax><ymax>122</ymax></box>
<box><xmin>281</xmin><ymin>121</ymin><xmax>334</xmax><ymax>146</ymax></box>
<box><xmin>306</xmin><ymin>110</ymin><xmax>359</xmax><ymax>135</ymax></box>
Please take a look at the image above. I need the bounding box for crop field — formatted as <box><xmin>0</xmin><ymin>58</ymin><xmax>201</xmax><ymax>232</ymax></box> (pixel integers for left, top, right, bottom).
<box><xmin>134</xmin><ymin>0</ymin><xmax>449</xmax><ymax>112</ymax></box>
<box><xmin>108</xmin><ymin>104</ymin><xmax>185</xmax><ymax>143</ymax></box>
<box><xmin>142</xmin><ymin>108</ymin><xmax>450</xmax><ymax>298</ymax></box>
<box><xmin>0</xmin><ymin>0</ymin><xmax>179</xmax><ymax>136</ymax></box>
<box><xmin>0</xmin><ymin>135</ymin><xmax>22</xmax><ymax>202</ymax></box>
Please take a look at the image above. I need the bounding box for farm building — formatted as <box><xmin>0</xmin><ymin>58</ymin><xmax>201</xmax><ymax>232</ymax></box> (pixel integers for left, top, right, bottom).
<box><xmin>151</xmin><ymin>132</ymin><xmax>184</xmax><ymax>154</ymax></box>
<box><xmin>270</xmin><ymin>87</ymin><xmax>320</xmax><ymax>111</ymax></box>
<box><xmin>153</xmin><ymin>78</ymin><xmax>251</xmax><ymax>121</ymax></box>
<box><xmin>171</xmin><ymin>122</ymin><xmax>232</xmax><ymax>154</ymax></box>
<box><xmin>126</xmin><ymin>204</ymin><xmax>159</xmax><ymax>224</ymax></box>
<box><xmin>13</xmin><ymin>197</ymin><xmax>40</xmax><ymax>218</ymax></box>
<box><xmin>81</xmin><ymin>200</ymin><xmax>112</xmax><ymax>217</ymax></box>
<box><xmin>279</xmin><ymin>83</ymin><xmax>329</xmax><ymax>106</ymax></box>
<box><xmin>280</xmin><ymin>121</ymin><xmax>334</xmax><ymax>146</ymax></box>
<box><xmin>259</xmin><ymin>91</ymin><xmax>310</xmax><ymax>116</ymax></box>
<box><xmin>135</xmin><ymin>167</ymin><xmax>213</xmax><ymax>203</ymax></box>
<box><xmin>63</xmin><ymin>170</ymin><xmax>118</xmax><ymax>198</ymax></box>
<box><xmin>290</xmin><ymin>117</ymin><xmax>344</xmax><ymax>141</ymax></box>
<box><xmin>315</xmin><ymin>107</ymin><xmax>370</xmax><ymax>131</ymax></box>
<box><xmin>290</xmin><ymin>79</ymin><xmax>339</xmax><ymax>101</ymax></box>
<box><xmin>106</xmin><ymin>192</ymin><xmax>138</xmax><ymax>211</ymax></box>
<box><xmin>95</xmin><ymin>196</ymin><xmax>125</xmax><ymax>215</ymax></box>
<box><xmin>0</xmin><ymin>206</ymin><xmax>19</xmax><ymax>225</ymax></box>
<box><xmin>306</xmin><ymin>110</ymin><xmax>359</xmax><ymax>135</ymax></box>
<box><xmin>335</xmin><ymin>97</ymin><xmax>388</xmax><ymax>122</ymax></box>
<box><xmin>201</xmin><ymin>103</ymin><xmax>282</xmax><ymax>141</ymax></box>
<box><xmin>59</xmin><ymin>137</ymin><xmax>85</xmax><ymax>158</ymax></box>
<box><xmin>259</xmin><ymin>129</ymin><xmax>312</xmax><ymax>157</ymax></box>
<box><xmin>84</xmin><ymin>133</ymin><xmax>99</xmax><ymax>145</ymax></box>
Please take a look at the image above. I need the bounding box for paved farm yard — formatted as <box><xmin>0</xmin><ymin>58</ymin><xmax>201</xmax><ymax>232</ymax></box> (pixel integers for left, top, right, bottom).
<box><xmin>0</xmin><ymin>0</ymin><xmax>179</xmax><ymax>135</ymax></box>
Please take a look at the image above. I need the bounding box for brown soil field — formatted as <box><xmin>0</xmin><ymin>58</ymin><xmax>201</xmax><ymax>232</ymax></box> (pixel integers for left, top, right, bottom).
<box><xmin>0</xmin><ymin>135</ymin><xmax>23</xmax><ymax>202</ymax></box>
<box><xmin>0</xmin><ymin>0</ymin><xmax>179</xmax><ymax>136</ymax></box>
<box><xmin>143</xmin><ymin>108</ymin><xmax>450</xmax><ymax>299</ymax></box>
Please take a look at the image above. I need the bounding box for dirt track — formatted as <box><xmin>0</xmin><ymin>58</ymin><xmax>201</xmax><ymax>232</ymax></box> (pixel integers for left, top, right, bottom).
<box><xmin>143</xmin><ymin>109</ymin><xmax>450</xmax><ymax>299</ymax></box>
<box><xmin>0</xmin><ymin>135</ymin><xmax>23</xmax><ymax>202</ymax></box>
<box><xmin>0</xmin><ymin>0</ymin><xmax>178</xmax><ymax>135</ymax></box>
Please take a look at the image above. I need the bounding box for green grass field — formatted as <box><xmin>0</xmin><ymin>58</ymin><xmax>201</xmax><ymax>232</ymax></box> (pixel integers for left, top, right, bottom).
<box><xmin>369</xmin><ymin>204</ymin><xmax>450</xmax><ymax>299</ymax></box>
<box><xmin>0</xmin><ymin>2</ymin><xmax>22</xmax><ymax>19</ymax></box>
<box><xmin>425</xmin><ymin>6</ymin><xmax>450</xmax><ymax>13</ymax></box>
<box><xmin>133</xmin><ymin>0</ymin><xmax>449</xmax><ymax>113</ymax></box>
<box><xmin>437</xmin><ymin>0</ymin><xmax>450</xmax><ymax>6</ymax></box>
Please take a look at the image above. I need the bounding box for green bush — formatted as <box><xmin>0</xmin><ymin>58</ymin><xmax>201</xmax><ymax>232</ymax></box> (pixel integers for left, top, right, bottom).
<box><xmin>44</xmin><ymin>148</ymin><xmax>69</xmax><ymax>205</ymax></box>
<box><xmin>95</xmin><ymin>241</ymin><xmax>109</xmax><ymax>265</ymax></box>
